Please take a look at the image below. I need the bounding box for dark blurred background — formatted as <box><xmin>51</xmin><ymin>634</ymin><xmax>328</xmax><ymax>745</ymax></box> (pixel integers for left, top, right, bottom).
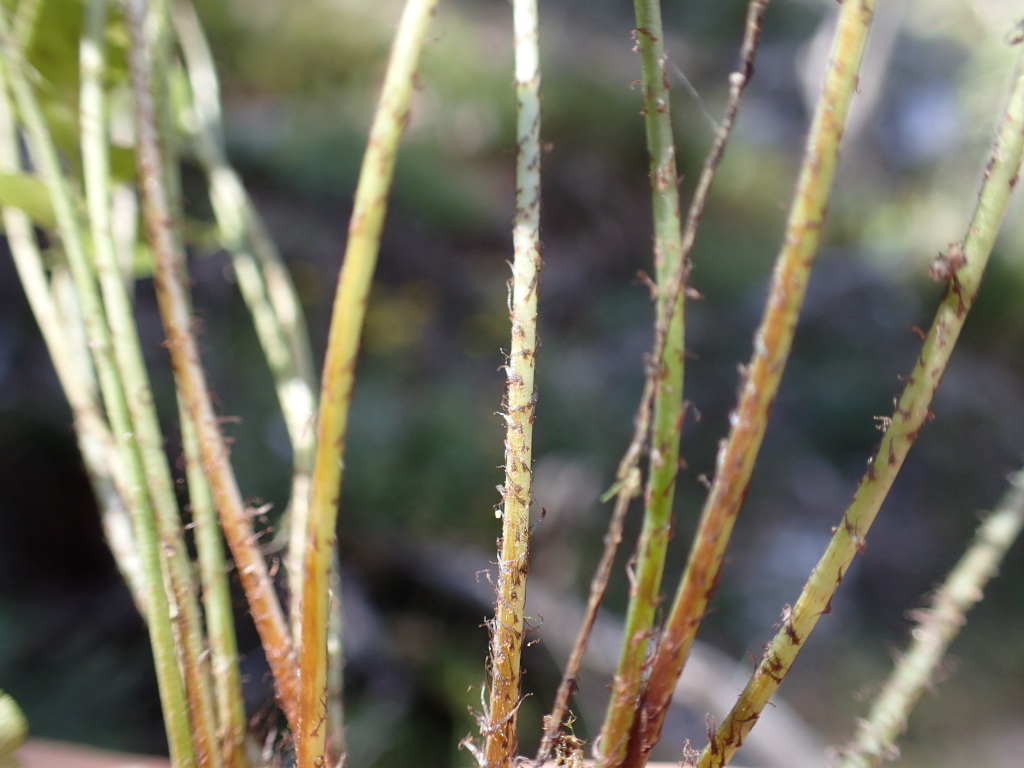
<box><xmin>2</xmin><ymin>0</ymin><xmax>1024</xmax><ymax>766</ymax></box>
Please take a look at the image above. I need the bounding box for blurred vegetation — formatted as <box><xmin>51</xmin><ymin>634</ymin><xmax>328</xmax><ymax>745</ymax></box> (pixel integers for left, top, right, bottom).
<box><xmin>1</xmin><ymin>0</ymin><xmax>1023</xmax><ymax>766</ymax></box>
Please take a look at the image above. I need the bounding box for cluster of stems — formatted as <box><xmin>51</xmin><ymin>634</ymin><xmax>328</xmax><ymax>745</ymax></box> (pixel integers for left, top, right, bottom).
<box><xmin>6</xmin><ymin>2</ymin><xmax>1024</xmax><ymax>768</ymax></box>
<box><xmin>5</xmin><ymin>0</ymin><xmax>439</xmax><ymax>763</ymax></box>
<box><xmin>532</xmin><ymin>1</ymin><xmax>1024</xmax><ymax>767</ymax></box>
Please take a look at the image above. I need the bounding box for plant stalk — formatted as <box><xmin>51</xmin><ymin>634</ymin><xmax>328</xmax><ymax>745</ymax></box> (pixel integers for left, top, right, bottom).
<box><xmin>0</xmin><ymin>8</ymin><xmax>198</xmax><ymax>765</ymax></box>
<box><xmin>182</xmin><ymin>408</ymin><xmax>249</xmax><ymax>768</ymax></box>
<box><xmin>540</xmin><ymin>2</ymin><xmax>769</xmax><ymax>761</ymax></box>
<box><xmin>124</xmin><ymin>0</ymin><xmax>299</xmax><ymax>732</ymax></box>
<box><xmin>838</xmin><ymin>471</ymin><xmax>1024</xmax><ymax>768</ymax></box>
<box><xmin>82</xmin><ymin>3</ymin><xmax>224</xmax><ymax>764</ymax></box>
<box><xmin>595</xmin><ymin>0</ymin><xmax>688</xmax><ymax>762</ymax></box>
<box><xmin>171</xmin><ymin>7</ymin><xmax>332</xmax><ymax>730</ymax></box>
<box><xmin>298</xmin><ymin>0</ymin><xmax>438</xmax><ymax>764</ymax></box>
<box><xmin>0</xmin><ymin>62</ymin><xmax>144</xmax><ymax>609</ymax></box>
<box><xmin>483</xmin><ymin>0</ymin><xmax>542</xmax><ymax>765</ymax></box>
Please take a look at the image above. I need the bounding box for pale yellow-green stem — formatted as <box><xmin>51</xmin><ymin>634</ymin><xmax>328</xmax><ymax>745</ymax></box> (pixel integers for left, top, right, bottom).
<box><xmin>147</xmin><ymin>0</ymin><xmax>182</xmax><ymax>224</ymax></box>
<box><xmin>172</xmin><ymin>4</ymin><xmax>313</xmax><ymax>760</ymax></box>
<box><xmin>838</xmin><ymin>471</ymin><xmax>1024</xmax><ymax>768</ymax></box>
<box><xmin>172</xmin><ymin>4</ymin><xmax>325</xmax><ymax>697</ymax></box>
<box><xmin>298</xmin><ymin>1</ymin><xmax>438</xmax><ymax>764</ymax></box>
<box><xmin>483</xmin><ymin>0</ymin><xmax>542</xmax><ymax>766</ymax></box>
<box><xmin>172</xmin><ymin>1</ymin><xmax>318</xmax><ymax>536</ymax></box>
<box><xmin>0</xmin><ymin>59</ymin><xmax>142</xmax><ymax>609</ymax></box>
<box><xmin>697</xmin><ymin>42</ymin><xmax>1024</xmax><ymax>768</ymax></box>
<box><xmin>181</xmin><ymin>409</ymin><xmax>249</xmax><ymax>768</ymax></box>
<box><xmin>549</xmin><ymin>3</ymin><xmax>769</xmax><ymax>764</ymax></box>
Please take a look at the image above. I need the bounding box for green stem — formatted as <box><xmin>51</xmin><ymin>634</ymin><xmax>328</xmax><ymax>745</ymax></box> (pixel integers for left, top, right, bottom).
<box><xmin>182</xmin><ymin>408</ymin><xmax>249</xmax><ymax>768</ymax></box>
<box><xmin>171</xmin><ymin>3</ymin><xmax>321</xmax><ymax>676</ymax></box>
<box><xmin>596</xmin><ymin>0</ymin><xmax>686</xmax><ymax>763</ymax></box>
<box><xmin>838</xmin><ymin>471</ymin><xmax>1024</xmax><ymax>768</ymax></box>
<box><xmin>172</xmin><ymin>0</ymin><xmax>317</xmax><ymax>489</ymax></box>
<box><xmin>697</xmin><ymin>42</ymin><xmax>1024</xmax><ymax>768</ymax></box>
<box><xmin>149</xmin><ymin>0</ymin><xmax>182</xmax><ymax>224</ymax></box>
<box><xmin>298</xmin><ymin>0</ymin><xmax>438</xmax><ymax>764</ymax></box>
<box><xmin>0</xmin><ymin>66</ymin><xmax>145</xmax><ymax>611</ymax></box>
<box><xmin>544</xmin><ymin>3</ymin><xmax>769</xmax><ymax>762</ymax></box>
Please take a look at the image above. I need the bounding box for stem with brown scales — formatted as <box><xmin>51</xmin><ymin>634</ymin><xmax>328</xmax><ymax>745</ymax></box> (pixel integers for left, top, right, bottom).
<box><xmin>124</xmin><ymin>0</ymin><xmax>299</xmax><ymax>731</ymax></box>
<box><xmin>538</xmin><ymin>2</ymin><xmax>769</xmax><ymax>762</ymax></box>
<box><xmin>839</xmin><ymin>471</ymin><xmax>1024</xmax><ymax>768</ymax></box>
<box><xmin>595</xmin><ymin>0</ymin><xmax>687</xmax><ymax>761</ymax></box>
<box><xmin>0</xmin><ymin>6</ymin><xmax>199</xmax><ymax>763</ymax></box>
<box><xmin>483</xmin><ymin>0</ymin><xmax>542</xmax><ymax>765</ymax></box>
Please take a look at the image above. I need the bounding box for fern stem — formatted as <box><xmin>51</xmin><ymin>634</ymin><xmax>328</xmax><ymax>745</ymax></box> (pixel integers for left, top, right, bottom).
<box><xmin>82</xmin><ymin>3</ymin><xmax>225</xmax><ymax>764</ymax></box>
<box><xmin>181</xmin><ymin>409</ymin><xmax>249</xmax><ymax>768</ymax></box>
<box><xmin>544</xmin><ymin>3</ymin><xmax>768</xmax><ymax>763</ymax></box>
<box><xmin>298</xmin><ymin>0</ymin><xmax>438</xmax><ymax>764</ymax></box>
<box><xmin>0</xmin><ymin>67</ymin><xmax>144</xmax><ymax>608</ymax></box>
<box><xmin>625</xmin><ymin>2</ymin><xmax>875</xmax><ymax>763</ymax></box>
<box><xmin>596</xmin><ymin>0</ymin><xmax>687</xmax><ymax>762</ymax></box>
<box><xmin>838</xmin><ymin>471</ymin><xmax>1024</xmax><ymax>768</ymax></box>
<box><xmin>0</xmin><ymin>6</ymin><xmax>198</xmax><ymax>765</ymax></box>
<box><xmin>124</xmin><ymin>0</ymin><xmax>299</xmax><ymax>732</ymax></box>
<box><xmin>172</xmin><ymin>1</ymin><xmax>318</xmax><ymax>564</ymax></box>
<box><xmin>483</xmin><ymin>0</ymin><xmax>543</xmax><ymax>765</ymax></box>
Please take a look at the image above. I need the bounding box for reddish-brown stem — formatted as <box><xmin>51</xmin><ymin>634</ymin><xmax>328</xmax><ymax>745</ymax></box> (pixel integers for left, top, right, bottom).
<box><xmin>124</xmin><ymin>0</ymin><xmax>298</xmax><ymax>729</ymax></box>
